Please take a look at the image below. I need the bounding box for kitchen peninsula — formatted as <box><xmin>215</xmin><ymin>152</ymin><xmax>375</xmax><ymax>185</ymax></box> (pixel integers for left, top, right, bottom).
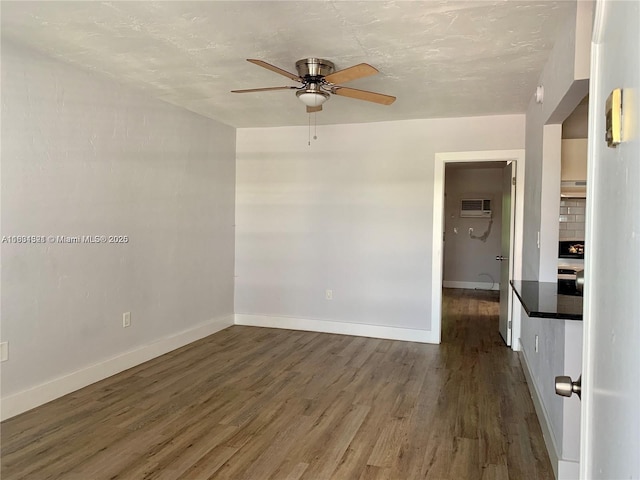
<box><xmin>511</xmin><ymin>280</ymin><xmax>583</xmax><ymax>320</ymax></box>
<box><xmin>512</xmin><ymin>279</ymin><xmax>583</xmax><ymax>479</ymax></box>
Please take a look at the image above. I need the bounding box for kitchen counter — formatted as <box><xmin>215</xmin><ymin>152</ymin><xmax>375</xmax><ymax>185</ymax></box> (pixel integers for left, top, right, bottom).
<box><xmin>511</xmin><ymin>280</ymin><xmax>583</xmax><ymax>320</ymax></box>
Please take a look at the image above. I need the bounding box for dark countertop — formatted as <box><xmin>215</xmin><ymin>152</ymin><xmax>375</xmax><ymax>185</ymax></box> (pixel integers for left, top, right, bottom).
<box><xmin>511</xmin><ymin>280</ymin><xmax>583</xmax><ymax>321</ymax></box>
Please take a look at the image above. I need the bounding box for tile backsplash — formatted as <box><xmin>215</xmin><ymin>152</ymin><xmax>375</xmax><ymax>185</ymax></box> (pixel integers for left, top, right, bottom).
<box><xmin>559</xmin><ymin>198</ymin><xmax>586</xmax><ymax>240</ymax></box>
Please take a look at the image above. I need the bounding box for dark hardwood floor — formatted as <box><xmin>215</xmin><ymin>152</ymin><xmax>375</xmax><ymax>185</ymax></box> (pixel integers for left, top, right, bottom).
<box><xmin>1</xmin><ymin>288</ymin><xmax>553</xmax><ymax>479</ymax></box>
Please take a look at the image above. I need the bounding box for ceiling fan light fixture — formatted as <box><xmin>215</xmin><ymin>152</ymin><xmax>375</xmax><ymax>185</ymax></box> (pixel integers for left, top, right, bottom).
<box><xmin>296</xmin><ymin>90</ymin><xmax>330</xmax><ymax>107</ymax></box>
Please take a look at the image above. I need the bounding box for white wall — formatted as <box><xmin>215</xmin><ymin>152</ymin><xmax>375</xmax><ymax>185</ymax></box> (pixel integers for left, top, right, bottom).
<box><xmin>540</xmin><ymin>124</ymin><xmax>562</xmax><ymax>281</ymax></box>
<box><xmin>235</xmin><ymin>115</ymin><xmax>524</xmax><ymax>340</ymax></box>
<box><xmin>581</xmin><ymin>1</ymin><xmax>640</xmax><ymax>476</ymax></box>
<box><xmin>443</xmin><ymin>166</ymin><xmax>503</xmax><ymax>289</ymax></box>
<box><xmin>1</xmin><ymin>42</ymin><xmax>236</xmax><ymax>418</ymax></box>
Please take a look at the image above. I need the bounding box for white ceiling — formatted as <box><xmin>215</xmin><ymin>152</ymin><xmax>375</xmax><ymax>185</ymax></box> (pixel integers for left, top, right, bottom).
<box><xmin>1</xmin><ymin>1</ymin><xmax>574</xmax><ymax>128</ymax></box>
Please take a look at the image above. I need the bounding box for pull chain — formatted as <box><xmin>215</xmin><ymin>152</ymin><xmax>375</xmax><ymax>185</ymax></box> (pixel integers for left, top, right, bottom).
<box><xmin>307</xmin><ymin>113</ymin><xmax>319</xmax><ymax>146</ymax></box>
<box><xmin>314</xmin><ymin>113</ymin><xmax>318</xmax><ymax>140</ymax></box>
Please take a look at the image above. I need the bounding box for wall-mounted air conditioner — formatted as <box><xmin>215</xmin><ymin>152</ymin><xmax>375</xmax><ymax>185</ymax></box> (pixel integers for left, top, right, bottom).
<box><xmin>460</xmin><ymin>198</ymin><xmax>492</xmax><ymax>217</ymax></box>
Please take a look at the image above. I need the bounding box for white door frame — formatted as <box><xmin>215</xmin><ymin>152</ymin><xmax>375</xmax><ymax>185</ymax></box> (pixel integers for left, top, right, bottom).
<box><xmin>432</xmin><ymin>149</ymin><xmax>525</xmax><ymax>350</ymax></box>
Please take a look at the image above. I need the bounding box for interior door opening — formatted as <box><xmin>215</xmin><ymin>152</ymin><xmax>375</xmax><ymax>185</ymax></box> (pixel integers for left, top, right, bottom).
<box><xmin>432</xmin><ymin>149</ymin><xmax>524</xmax><ymax>349</ymax></box>
<box><xmin>440</xmin><ymin>161</ymin><xmax>515</xmax><ymax>345</ymax></box>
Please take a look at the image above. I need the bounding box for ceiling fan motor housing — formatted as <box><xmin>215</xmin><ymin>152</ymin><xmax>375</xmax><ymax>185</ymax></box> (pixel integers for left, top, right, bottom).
<box><xmin>295</xmin><ymin>58</ymin><xmax>335</xmax><ymax>82</ymax></box>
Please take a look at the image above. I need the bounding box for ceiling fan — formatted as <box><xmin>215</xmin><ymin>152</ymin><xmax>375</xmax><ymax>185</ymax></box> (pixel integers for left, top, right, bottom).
<box><xmin>231</xmin><ymin>58</ymin><xmax>396</xmax><ymax>113</ymax></box>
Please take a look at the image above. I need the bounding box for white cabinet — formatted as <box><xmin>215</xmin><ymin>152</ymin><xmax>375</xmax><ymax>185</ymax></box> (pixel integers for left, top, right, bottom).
<box><xmin>561</xmin><ymin>139</ymin><xmax>587</xmax><ymax>181</ymax></box>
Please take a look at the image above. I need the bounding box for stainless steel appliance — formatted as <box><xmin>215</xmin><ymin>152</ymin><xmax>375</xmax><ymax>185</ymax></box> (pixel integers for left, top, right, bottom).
<box><xmin>558</xmin><ymin>240</ymin><xmax>585</xmax><ymax>259</ymax></box>
<box><xmin>558</xmin><ymin>265</ymin><xmax>584</xmax><ymax>296</ymax></box>
<box><xmin>558</xmin><ymin>240</ymin><xmax>585</xmax><ymax>296</ymax></box>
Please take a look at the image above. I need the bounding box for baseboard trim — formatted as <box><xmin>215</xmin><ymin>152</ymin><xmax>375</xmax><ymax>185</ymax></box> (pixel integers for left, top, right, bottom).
<box><xmin>442</xmin><ymin>281</ymin><xmax>499</xmax><ymax>291</ymax></box>
<box><xmin>558</xmin><ymin>459</ymin><xmax>580</xmax><ymax>479</ymax></box>
<box><xmin>519</xmin><ymin>348</ymin><xmax>561</xmax><ymax>480</ymax></box>
<box><xmin>1</xmin><ymin>315</ymin><xmax>234</xmax><ymax>421</ymax></box>
<box><xmin>234</xmin><ymin>314</ymin><xmax>439</xmax><ymax>344</ymax></box>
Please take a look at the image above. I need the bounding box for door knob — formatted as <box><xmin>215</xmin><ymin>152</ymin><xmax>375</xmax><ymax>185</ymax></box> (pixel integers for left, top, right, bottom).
<box><xmin>555</xmin><ymin>374</ymin><xmax>582</xmax><ymax>399</ymax></box>
<box><xmin>495</xmin><ymin>255</ymin><xmax>508</xmax><ymax>261</ymax></box>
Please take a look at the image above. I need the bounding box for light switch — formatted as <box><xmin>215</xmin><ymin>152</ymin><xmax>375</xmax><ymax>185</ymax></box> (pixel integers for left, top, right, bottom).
<box><xmin>605</xmin><ymin>88</ymin><xmax>622</xmax><ymax>148</ymax></box>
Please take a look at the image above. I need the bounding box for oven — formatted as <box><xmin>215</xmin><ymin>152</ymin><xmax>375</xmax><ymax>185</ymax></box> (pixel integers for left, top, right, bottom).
<box><xmin>558</xmin><ymin>266</ymin><xmax>583</xmax><ymax>296</ymax></box>
<box><xmin>558</xmin><ymin>241</ymin><xmax>585</xmax><ymax>296</ymax></box>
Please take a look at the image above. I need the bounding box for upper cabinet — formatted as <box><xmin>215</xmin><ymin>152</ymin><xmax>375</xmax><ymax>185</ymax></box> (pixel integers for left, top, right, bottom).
<box><xmin>561</xmin><ymin>138</ymin><xmax>588</xmax><ymax>181</ymax></box>
<box><xmin>561</xmin><ymin>95</ymin><xmax>589</xmax><ymax>197</ymax></box>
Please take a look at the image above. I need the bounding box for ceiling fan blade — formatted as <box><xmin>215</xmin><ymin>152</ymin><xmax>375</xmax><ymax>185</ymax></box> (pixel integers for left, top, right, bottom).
<box><xmin>247</xmin><ymin>59</ymin><xmax>302</xmax><ymax>82</ymax></box>
<box><xmin>331</xmin><ymin>86</ymin><xmax>396</xmax><ymax>105</ymax></box>
<box><xmin>324</xmin><ymin>63</ymin><xmax>378</xmax><ymax>84</ymax></box>
<box><xmin>231</xmin><ymin>86</ymin><xmax>297</xmax><ymax>93</ymax></box>
<box><xmin>306</xmin><ymin>105</ymin><xmax>323</xmax><ymax>113</ymax></box>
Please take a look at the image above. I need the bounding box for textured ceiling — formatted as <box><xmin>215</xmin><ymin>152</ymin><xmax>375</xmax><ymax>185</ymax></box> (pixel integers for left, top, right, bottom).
<box><xmin>1</xmin><ymin>1</ymin><xmax>574</xmax><ymax>128</ymax></box>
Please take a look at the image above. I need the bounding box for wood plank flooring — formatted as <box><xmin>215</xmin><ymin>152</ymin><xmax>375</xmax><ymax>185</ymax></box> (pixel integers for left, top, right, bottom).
<box><xmin>1</xmin><ymin>289</ymin><xmax>554</xmax><ymax>479</ymax></box>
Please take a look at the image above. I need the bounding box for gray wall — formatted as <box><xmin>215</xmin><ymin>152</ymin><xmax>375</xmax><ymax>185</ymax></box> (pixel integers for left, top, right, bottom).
<box><xmin>235</xmin><ymin>116</ymin><xmax>524</xmax><ymax>335</ymax></box>
<box><xmin>1</xmin><ymin>42</ymin><xmax>236</xmax><ymax>404</ymax></box>
<box><xmin>522</xmin><ymin>0</ymin><xmax>591</xmax><ymax>282</ymax></box>
<box><xmin>519</xmin><ymin>1</ymin><xmax>592</xmax><ymax>472</ymax></box>
<box><xmin>443</xmin><ymin>166</ymin><xmax>503</xmax><ymax>288</ymax></box>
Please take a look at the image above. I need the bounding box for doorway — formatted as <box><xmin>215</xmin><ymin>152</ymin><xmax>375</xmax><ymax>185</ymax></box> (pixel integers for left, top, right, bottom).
<box><xmin>431</xmin><ymin>150</ymin><xmax>525</xmax><ymax>350</ymax></box>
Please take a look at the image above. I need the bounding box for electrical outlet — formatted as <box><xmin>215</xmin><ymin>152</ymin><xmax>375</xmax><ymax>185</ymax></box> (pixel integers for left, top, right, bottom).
<box><xmin>0</xmin><ymin>342</ymin><xmax>8</xmax><ymax>362</ymax></box>
<box><xmin>535</xmin><ymin>335</ymin><xmax>539</xmax><ymax>353</ymax></box>
<box><xmin>123</xmin><ymin>312</ymin><xmax>131</xmax><ymax>328</ymax></box>
<box><xmin>325</xmin><ymin>289</ymin><xmax>333</xmax><ymax>300</ymax></box>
